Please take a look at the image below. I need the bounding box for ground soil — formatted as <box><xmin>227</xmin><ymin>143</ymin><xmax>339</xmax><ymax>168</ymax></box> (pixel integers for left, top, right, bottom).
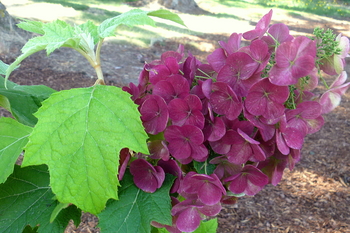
<box><xmin>1</xmin><ymin>2</ymin><xmax>350</xmax><ymax>233</ymax></box>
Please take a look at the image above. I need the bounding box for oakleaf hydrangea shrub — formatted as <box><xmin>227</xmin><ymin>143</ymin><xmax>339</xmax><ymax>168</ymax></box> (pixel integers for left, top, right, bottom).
<box><xmin>122</xmin><ymin>10</ymin><xmax>350</xmax><ymax>232</ymax></box>
<box><xmin>0</xmin><ymin>8</ymin><xmax>349</xmax><ymax>233</ymax></box>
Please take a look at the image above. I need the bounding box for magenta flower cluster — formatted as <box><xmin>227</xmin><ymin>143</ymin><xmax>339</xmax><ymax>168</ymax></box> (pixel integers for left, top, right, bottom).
<box><xmin>122</xmin><ymin>10</ymin><xmax>350</xmax><ymax>232</ymax></box>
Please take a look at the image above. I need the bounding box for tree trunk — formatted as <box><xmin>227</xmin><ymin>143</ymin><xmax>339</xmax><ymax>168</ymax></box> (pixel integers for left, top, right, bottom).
<box><xmin>0</xmin><ymin>2</ymin><xmax>30</xmax><ymax>56</ymax></box>
<box><xmin>157</xmin><ymin>0</ymin><xmax>207</xmax><ymax>14</ymax></box>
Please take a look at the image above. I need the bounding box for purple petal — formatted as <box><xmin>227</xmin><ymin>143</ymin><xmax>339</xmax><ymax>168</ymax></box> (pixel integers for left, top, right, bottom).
<box><xmin>305</xmin><ymin>116</ymin><xmax>324</xmax><ymax>134</ymax></box>
<box><xmin>210</xmin><ymin>82</ymin><xmax>243</xmax><ymax>120</ymax></box>
<box><xmin>222</xmin><ymin>52</ymin><xmax>259</xmax><ymax>80</ymax></box>
<box><xmin>198</xmin><ymin>183</ymin><xmax>223</xmax><ymax>205</ymax></box>
<box><xmin>140</xmin><ymin>95</ymin><xmax>169</xmax><ymax>135</ymax></box>
<box><xmin>153</xmin><ymin>75</ymin><xmax>190</xmax><ymax>103</ymax></box>
<box><xmin>148</xmin><ymin>140</ymin><xmax>170</xmax><ymax>160</ymax></box>
<box><xmin>175</xmin><ymin>207</ymin><xmax>201</xmax><ymax>233</ymax></box>
<box><xmin>164</xmin><ymin>56</ymin><xmax>180</xmax><ymax>74</ymax></box>
<box><xmin>203</xmin><ymin>116</ymin><xmax>226</xmax><ymax>142</ymax></box>
<box><xmin>330</xmin><ymin>71</ymin><xmax>347</xmax><ymax>88</ymax></box>
<box><xmin>243</xmin><ymin>9</ymin><xmax>273</xmax><ymax>40</ymax></box>
<box><xmin>207</xmin><ymin>48</ymin><xmax>227</xmax><ymax>73</ymax></box>
<box><xmin>283</xmin><ymin>127</ymin><xmax>305</xmax><ymax>149</ymax></box>
<box><xmin>198</xmin><ymin>202</ymin><xmax>222</xmax><ymax>216</ymax></box>
<box><xmin>164</xmin><ymin>125</ymin><xmax>192</xmax><ymax>160</ymax></box>
<box><xmin>148</xmin><ymin>64</ymin><xmax>171</xmax><ymax>85</ymax></box>
<box><xmin>267</xmin><ymin>23</ymin><xmax>293</xmax><ymax>44</ymax></box>
<box><xmin>227</xmin><ymin>141</ymin><xmax>253</xmax><ymax>165</ymax></box>
<box><xmin>227</xmin><ymin>174</ymin><xmax>247</xmax><ymax>194</ymax></box>
<box><xmin>219</xmin><ymin>33</ymin><xmax>242</xmax><ymax>55</ymax></box>
<box><xmin>276</xmin><ymin>129</ymin><xmax>290</xmax><ymax>155</ymax></box>
<box><xmin>245</xmin><ymin>78</ymin><xmax>289</xmax><ymax>119</ymax></box>
<box><xmin>130</xmin><ymin>159</ymin><xmax>165</xmax><ymax>193</ymax></box>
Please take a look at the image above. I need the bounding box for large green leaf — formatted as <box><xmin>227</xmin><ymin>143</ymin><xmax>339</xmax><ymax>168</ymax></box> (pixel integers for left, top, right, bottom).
<box><xmin>98</xmin><ymin>172</ymin><xmax>175</xmax><ymax>233</ymax></box>
<box><xmin>22</xmin><ymin>85</ymin><xmax>149</xmax><ymax>214</ymax></box>
<box><xmin>0</xmin><ymin>165</ymin><xmax>81</xmax><ymax>233</ymax></box>
<box><xmin>98</xmin><ymin>9</ymin><xmax>186</xmax><ymax>38</ymax></box>
<box><xmin>0</xmin><ymin>76</ymin><xmax>56</xmax><ymax>126</ymax></box>
<box><xmin>0</xmin><ymin>117</ymin><xmax>32</xmax><ymax>184</ymax></box>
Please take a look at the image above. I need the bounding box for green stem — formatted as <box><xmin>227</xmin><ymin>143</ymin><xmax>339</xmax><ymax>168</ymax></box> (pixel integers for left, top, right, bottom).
<box><xmin>96</xmin><ymin>39</ymin><xmax>104</xmax><ymax>67</ymax></box>
<box><xmin>75</xmin><ymin>46</ymin><xmax>105</xmax><ymax>84</ymax></box>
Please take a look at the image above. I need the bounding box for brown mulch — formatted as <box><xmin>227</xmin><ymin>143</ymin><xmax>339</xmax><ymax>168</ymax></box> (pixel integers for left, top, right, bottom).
<box><xmin>1</xmin><ymin>8</ymin><xmax>350</xmax><ymax>233</ymax></box>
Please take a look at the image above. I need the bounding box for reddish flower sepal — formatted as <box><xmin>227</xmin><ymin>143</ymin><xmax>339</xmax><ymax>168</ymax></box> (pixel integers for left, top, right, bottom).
<box><xmin>129</xmin><ymin>159</ymin><xmax>165</xmax><ymax>193</ymax></box>
<box><xmin>224</xmin><ymin>165</ymin><xmax>269</xmax><ymax>196</ymax></box>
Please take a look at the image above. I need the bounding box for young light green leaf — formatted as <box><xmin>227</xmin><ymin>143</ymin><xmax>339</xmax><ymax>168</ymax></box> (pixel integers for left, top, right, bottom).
<box><xmin>147</xmin><ymin>9</ymin><xmax>186</xmax><ymax>27</ymax></box>
<box><xmin>0</xmin><ymin>76</ymin><xmax>56</xmax><ymax>126</ymax></box>
<box><xmin>98</xmin><ymin>9</ymin><xmax>156</xmax><ymax>38</ymax></box>
<box><xmin>98</xmin><ymin>9</ymin><xmax>186</xmax><ymax>39</ymax></box>
<box><xmin>17</xmin><ymin>19</ymin><xmax>45</xmax><ymax>35</ymax></box>
<box><xmin>22</xmin><ymin>85</ymin><xmax>149</xmax><ymax>214</ymax></box>
<box><xmin>0</xmin><ymin>165</ymin><xmax>81</xmax><ymax>233</ymax></box>
<box><xmin>0</xmin><ymin>60</ymin><xmax>9</xmax><ymax>75</ymax></box>
<box><xmin>98</xmin><ymin>172</ymin><xmax>175</xmax><ymax>233</ymax></box>
<box><xmin>39</xmin><ymin>19</ymin><xmax>77</xmax><ymax>54</ymax></box>
<box><xmin>77</xmin><ymin>20</ymin><xmax>100</xmax><ymax>44</ymax></box>
<box><xmin>192</xmin><ymin>219</ymin><xmax>218</xmax><ymax>233</ymax></box>
<box><xmin>6</xmin><ymin>20</ymin><xmax>79</xmax><ymax>81</ymax></box>
<box><xmin>0</xmin><ymin>117</ymin><xmax>32</xmax><ymax>184</ymax></box>
<box><xmin>50</xmin><ymin>202</ymin><xmax>70</xmax><ymax>223</ymax></box>
<box><xmin>155</xmin><ymin>218</ymin><xmax>218</xmax><ymax>233</ymax></box>
<box><xmin>5</xmin><ymin>39</ymin><xmax>47</xmax><ymax>83</ymax></box>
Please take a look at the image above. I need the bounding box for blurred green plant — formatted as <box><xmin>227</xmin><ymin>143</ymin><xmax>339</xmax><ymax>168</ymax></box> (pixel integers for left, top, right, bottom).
<box><xmin>254</xmin><ymin>0</ymin><xmax>350</xmax><ymax>18</ymax></box>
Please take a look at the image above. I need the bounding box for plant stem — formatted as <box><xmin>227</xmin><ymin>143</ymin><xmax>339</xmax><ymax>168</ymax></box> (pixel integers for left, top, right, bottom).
<box><xmin>75</xmin><ymin>46</ymin><xmax>105</xmax><ymax>84</ymax></box>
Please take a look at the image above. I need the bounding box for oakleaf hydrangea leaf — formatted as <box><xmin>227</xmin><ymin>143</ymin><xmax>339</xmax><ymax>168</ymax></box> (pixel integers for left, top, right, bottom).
<box><xmin>98</xmin><ymin>172</ymin><xmax>175</xmax><ymax>233</ymax></box>
<box><xmin>77</xmin><ymin>20</ymin><xmax>100</xmax><ymax>44</ymax></box>
<box><xmin>22</xmin><ymin>85</ymin><xmax>149</xmax><ymax>214</ymax></box>
<box><xmin>0</xmin><ymin>60</ymin><xmax>9</xmax><ymax>75</ymax></box>
<box><xmin>0</xmin><ymin>117</ymin><xmax>32</xmax><ymax>184</ymax></box>
<box><xmin>17</xmin><ymin>19</ymin><xmax>45</xmax><ymax>35</ymax></box>
<box><xmin>0</xmin><ymin>165</ymin><xmax>81</xmax><ymax>233</ymax></box>
<box><xmin>98</xmin><ymin>9</ymin><xmax>185</xmax><ymax>38</ymax></box>
<box><xmin>0</xmin><ymin>76</ymin><xmax>56</xmax><ymax>126</ymax></box>
<box><xmin>147</xmin><ymin>9</ymin><xmax>186</xmax><ymax>27</ymax></box>
<box><xmin>6</xmin><ymin>20</ymin><xmax>83</xmax><ymax>82</ymax></box>
<box><xmin>192</xmin><ymin>218</ymin><xmax>218</xmax><ymax>233</ymax></box>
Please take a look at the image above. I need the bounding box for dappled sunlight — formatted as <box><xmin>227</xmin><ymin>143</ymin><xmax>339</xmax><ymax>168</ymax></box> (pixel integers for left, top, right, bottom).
<box><xmin>282</xmin><ymin>168</ymin><xmax>346</xmax><ymax>196</ymax></box>
<box><xmin>2</xmin><ymin>0</ymin><xmax>350</xmax><ymax>50</ymax></box>
<box><xmin>2</xmin><ymin>0</ymin><xmax>79</xmax><ymax>22</ymax></box>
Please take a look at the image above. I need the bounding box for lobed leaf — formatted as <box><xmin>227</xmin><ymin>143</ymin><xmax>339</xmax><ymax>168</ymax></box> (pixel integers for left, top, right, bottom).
<box><xmin>6</xmin><ymin>20</ymin><xmax>83</xmax><ymax>82</ymax></box>
<box><xmin>17</xmin><ymin>19</ymin><xmax>45</xmax><ymax>35</ymax></box>
<box><xmin>0</xmin><ymin>117</ymin><xmax>32</xmax><ymax>184</ymax></box>
<box><xmin>98</xmin><ymin>172</ymin><xmax>175</xmax><ymax>233</ymax></box>
<box><xmin>98</xmin><ymin>9</ymin><xmax>156</xmax><ymax>38</ymax></box>
<box><xmin>0</xmin><ymin>165</ymin><xmax>81</xmax><ymax>233</ymax></box>
<box><xmin>22</xmin><ymin>85</ymin><xmax>149</xmax><ymax>214</ymax></box>
<box><xmin>147</xmin><ymin>9</ymin><xmax>186</xmax><ymax>27</ymax></box>
<box><xmin>98</xmin><ymin>9</ymin><xmax>185</xmax><ymax>38</ymax></box>
<box><xmin>0</xmin><ymin>76</ymin><xmax>56</xmax><ymax>126</ymax></box>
